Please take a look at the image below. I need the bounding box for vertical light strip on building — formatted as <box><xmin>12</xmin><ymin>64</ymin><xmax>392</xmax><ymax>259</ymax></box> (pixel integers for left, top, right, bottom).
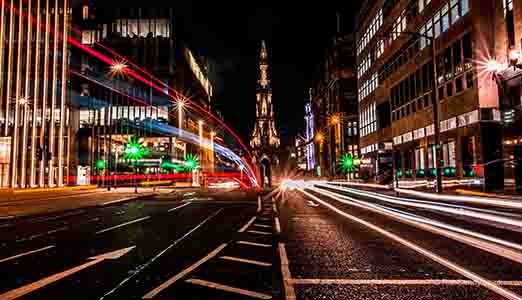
<box><xmin>30</xmin><ymin>0</ymin><xmax>41</xmax><ymax>187</ymax></box>
<box><xmin>21</xmin><ymin>0</ymin><xmax>33</xmax><ymax>187</ymax></box>
<box><xmin>40</xmin><ymin>0</ymin><xmax>50</xmax><ymax>187</ymax></box>
<box><xmin>11</xmin><ymin>0</ymin><xmax>25</xmax><ymax>187</ymax></box>
<box><xmin>0</xmin><ymin>1</ymin><xmax>6</xmax><ymax>130</ymax></box>
<box><xmin>48</xmin><ymin>0</ymin><xmax>59</xmax><ymax>186</ymax></box>
<box><xmin>57</xmin><ymin>0</ymin><xmax>68</xmax><ymax>186</ymax></box>
<box><xmin>4</xmin><ymin>0</ymin><xmax>15</xmax><ymax>137</ymax></box>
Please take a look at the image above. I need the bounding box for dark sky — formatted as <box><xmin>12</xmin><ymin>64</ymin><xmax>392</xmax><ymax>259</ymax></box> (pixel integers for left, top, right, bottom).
<box><xmin>173</xmin><ymin>3</ymin><xmax>360</xmax><ymax>146</ymax></box>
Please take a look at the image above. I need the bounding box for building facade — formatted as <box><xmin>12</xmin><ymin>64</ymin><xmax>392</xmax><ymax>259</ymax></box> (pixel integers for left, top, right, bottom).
<box><xmin>71</xmin><ymin>2</ymin><xmax>216</xmax><ymax>186</ymax></box>
<box><xmin>312</xmin><ymin>32</ymin><xmax>359</xmax><ymax>178</ymax></box>
<box><xmin>0</xmin><ymin>0</ymin><xmax>72</xmax><ymax>188</ymax></box>
<box><xmin>356</xmin><ymin>0</ymin><xmax>522</xmax><ymax>190</ymax></box>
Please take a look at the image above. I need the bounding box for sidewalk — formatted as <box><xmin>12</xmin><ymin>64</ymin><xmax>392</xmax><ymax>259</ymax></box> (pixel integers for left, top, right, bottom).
<box><xmin>0</xmin><ymin>187</ymin><xmax>170</xmax><ymax>219</ymax></box>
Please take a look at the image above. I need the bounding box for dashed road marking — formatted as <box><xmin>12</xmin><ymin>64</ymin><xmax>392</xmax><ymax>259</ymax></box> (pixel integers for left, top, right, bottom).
<box><xmin>142</xmin><ymin>243</ymin><xmax>228</xmax><ymax>299</ymax></box>
<box><xmin>101</xmin><ymin>197</ymin><xmax>136</xmax><ymax>206</ymax></box>
<box><xmin>253</xmin><ymin>224</ymin><xmax>271</xmax><ymax>228</ymax></box>
<box><xmin>168</xmin><ymin>202</ymin><xmax>190</xmax><ymax>212</ymax></box>
<box><xmin>104</xmin><ymin>209</ymin><xmax>224</xmax><ymax>299</ymax></box>
<box><xmin>17</xmin><ymin>226</ymin><xmax>69</xmax><ymax>242</ymax></box>
<box><xmin>0</xmin><ymin>245</ymin><xmax>55</xmax><ymax>264</ymax></box>
<box><xmin>258</xmin><ymin>217</ymin><xmax>270</xmax><ymax>221</ymax></box>
<box><xmin>237</xmin><ymin>241</ymin><xmax>272</xmax><ymax>248</ymax></box>
<box><xmin>239</xmin><ymin>216</ymin><xmax>257</xmax><ymax>232</ymax></box>
<box><xmin>248</xmin><ymin>230</ymin><xmax>272</xmax><ymax>235</ymax></box>
<box><xmin>185</xmin><ymin>278</ymin><xmax>272</xmax><ymax>299</ymax></box>
<box><xmin>275</xmin><ymin>217</ymin><xmax>281</xmax><ymax>234</ymax></box>
<box><xmin>220</xmin><ymin>255</ymin><xmax>271</xmax><ymax>267</ymax></box>
<box><xmin>96</xmin><ymin>216</ymin><xmax>150</xmax><ymax>234</ymax></box>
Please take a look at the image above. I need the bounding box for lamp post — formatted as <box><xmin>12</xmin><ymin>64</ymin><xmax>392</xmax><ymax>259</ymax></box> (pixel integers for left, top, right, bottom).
<box><xmin>108</xmin><ymin>62</ymin><xmax>127</xmax><ymax>191</ymax></box>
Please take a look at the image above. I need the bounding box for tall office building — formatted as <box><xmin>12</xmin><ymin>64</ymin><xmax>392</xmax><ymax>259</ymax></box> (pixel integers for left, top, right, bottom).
<box><xmin>0</xmin><ymin>0</ymin><xmax>72</xmax><ymax>188</ymax></box>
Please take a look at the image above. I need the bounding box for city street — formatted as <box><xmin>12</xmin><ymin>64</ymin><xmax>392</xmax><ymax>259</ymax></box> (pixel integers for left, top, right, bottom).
<box><xmin>277</xmin><ymin>181</ymin><xmax>522</xmax><ymax>300</ymax></box>
<box><xmin>0</xmin><ymin>190</ymin><xmax>280</xmax><ymax>300</ymax></box>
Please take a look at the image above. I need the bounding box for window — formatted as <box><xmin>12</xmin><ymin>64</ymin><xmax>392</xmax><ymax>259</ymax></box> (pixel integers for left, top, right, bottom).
<box><xmin>114</xmin><ymin>18</ymin><xmax>171</xmax><ymax>38</ymax></box>
<box><xmin>357</xmin><ymin>9</ymin><xmax>383</xmax><ymax>55</ymax></box>
<box><xmin>391</xmin><ymin>9</ymin><xmax>408</xmax><ymax>41</ymax></box>
<box><xmin>419</xmin><ymin>0</ymin><xmax>469</xmax><ymax>49</ymax></box>
<box><xmin>82</xmin><ymin>5</ymin><xmax>89</xmax><ymax>20</ymax></box>
<box><xmin>504</xmin><ymin>0</ymin><xmax>515</xmax><ymax>46</ymax></box>
<box><xmin>360</xmin><ymin>102</ymin><xmax>377</xmax><ymax>137</ymax></box>
<box><xmin>418</xmin><ymin>0</ymin><xmax>431</xmax><ymax>13</ymax></box>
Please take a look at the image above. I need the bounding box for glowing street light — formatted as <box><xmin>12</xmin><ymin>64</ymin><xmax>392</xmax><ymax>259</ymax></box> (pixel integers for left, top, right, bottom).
<box><xmin>315</xmin><ymin>133</ymin><xmax>324</xmax><ymax>143</ymax></box>
<box><xmin>110</xmin><ymin>61</ymin><xmax>127</xmax><ymax>73</ymax></box>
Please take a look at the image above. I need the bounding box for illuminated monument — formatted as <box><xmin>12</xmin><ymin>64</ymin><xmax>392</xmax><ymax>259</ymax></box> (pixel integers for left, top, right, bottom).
<box><xmin>250</xmin><ymin>41</ymin><xmax>280</xmax><ymax>188</ymax></box>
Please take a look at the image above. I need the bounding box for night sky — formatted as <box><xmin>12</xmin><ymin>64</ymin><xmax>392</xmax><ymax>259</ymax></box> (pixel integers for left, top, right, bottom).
<box><xmin>172</xmin><ymin>3</ymin><xmax>360</xmax><ymax>146</ymax></box>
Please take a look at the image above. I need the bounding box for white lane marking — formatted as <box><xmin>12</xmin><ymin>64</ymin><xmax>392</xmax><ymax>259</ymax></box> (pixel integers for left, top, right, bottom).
<box><xmin>248</xmin><ymin>230</ymin><xmax>272</xmax><ymax>235</ymax></box>
<box><xmin>168</xmin><ymin>202</ymin><xmax>190</xmax><ymax>212</ymax></box>
<box><xmin>258</xmin><ymin>217</ymin><xmax>270</xmax><ymax>221</ymax></box>
<box><xmin>254</xmin><ymin>224</ymin><xmax>272</xmax><ymax>228</ymax></box>
<box><xmin>238</xmin><ymin>216</ymin><xmax>257</xmax><ymax>232</ymax></box>
<box><xmin>185</xmin><ymin>278</ymin><xmax>272</xmax><ymax>299</ymax></box>
<box><xmin>275</xmin><ymin>216</ymin><xmax>281</xmax><ymax>234</ymax></box>
<box><xmin>103</xmin><ymin>209</ymin><xmax>224</xmax><ymax>299</ymax></box>
<box><xmin>17</xmin><ymin>226</ymin><xmax>69</xmax><ymax>242</ymax></box>
<box><xmin>257</xmin><ymin>195</ymin><xmax>262</xmax><ymax>212</ymax></box>
<box><xmin>0</xmin><ymin>245</ymin><xmax>55</xmax><ymax>264</ymax></box>
<box><xmin>290</xmin><ymin>279</ymin><xmax>522</xmax><ymax>285</ymax></box>
<box><xmin>96</xmin><ymin>216</ymin><xmax>151</xmax><ymax>234</ymax></box>
<box><xmin>142</xmin><ymin>243</ymin><xmax>227</xmax><ymax>299</ymax></box>
<box><xmin>101</xmin><ymin>197</ymin><xmax>136</xmax><ymax>206</ymax></box>
<box><xmin>279</xmin><ymin>243</ymin><xmax>296</xmax><ymax>300</ymax></box>
<box><xmin>237</xmin><ymin>241</ymin><xmax>271</xmax><ymax>248</ymax></box>
<box><xmin>88</xmin><ymin>217</ymin><xmax>100</xmax><ymax>223</ymax></box>
<box><xmin>299</xmin><ymin>188</ymin><xmax>522</xmax><ymax>300</ymax></box>
<box><xmin>0</xmin><ymin>246</ymin><xmax>135</xmax><ymax>300</ymax></box>
<box><xmin>273</xmin><ymin>202</ymin><xmax>278</xmax><ymax>214</ymax></box>
<box><xmin>220</xmin><ymin>255</ymin><xmax>271</xmax><ymax>267</ymax></box>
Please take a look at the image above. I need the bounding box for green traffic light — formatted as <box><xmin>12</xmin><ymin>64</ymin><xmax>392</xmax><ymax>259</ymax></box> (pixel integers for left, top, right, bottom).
<box><xmin>183</xmin><ymin>154</ymin><xmax>199</xmax><ymax>171</ymax></box>
<box><xmin>96</xmin><ymin>159</ymin><xmax>106</xmax><ymax>169</ymax></box>
<box><xmin>338</xmin><ymin>153</ymin><xmax>358</xmax><ymax>174</ymax></box>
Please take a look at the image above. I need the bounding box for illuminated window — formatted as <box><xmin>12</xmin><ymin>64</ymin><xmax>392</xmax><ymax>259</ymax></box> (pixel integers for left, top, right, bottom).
<box><xmin>82</xmin><ymin>5</ymin><xmax>88</xmax><ymax>20</ymax></box>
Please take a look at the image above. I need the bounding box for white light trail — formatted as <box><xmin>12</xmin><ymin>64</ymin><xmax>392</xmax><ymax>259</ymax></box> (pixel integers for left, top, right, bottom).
<box><xmin>320</xmin><ymin>183</ymin><xmax>522</xmax><ymax>228</ymax></box>
<box><xmin>312</xmin><ymin>187</ymin><xmax>522</xmax><ymax>264</ymax></box>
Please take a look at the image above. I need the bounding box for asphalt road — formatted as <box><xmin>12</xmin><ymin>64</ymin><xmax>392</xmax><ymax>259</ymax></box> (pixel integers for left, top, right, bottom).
<box><xmin>0</xmin><ymin>190</ymin><xmax>281</xmax><ymax>300</ymax></box>
<box><xmin>277</xmin><ymin>184</ymin><xmax>522</xmax><ymax>300</ymax></box>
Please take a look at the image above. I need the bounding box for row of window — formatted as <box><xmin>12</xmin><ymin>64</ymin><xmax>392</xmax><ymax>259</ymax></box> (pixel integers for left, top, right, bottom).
<box><xmin>358</xmin><ymin>55</ymin><xmax>372</xmax><ymax>79</ymax></box>
<box><xmin>390</xmin><ymin>9</ymin><xmax>408</xmax><ymax>41</ymax></box>
<box><xmin>113</xmin><ymin>18</ymin><xmax>171</xmax><ymax>38</ymax></box>
<box><xmin>419</xmin><ymin>0</ymin><xmax>469</xmax><ymax>49</ymax></box>
<box><xmin>79</xmin><ymin>106</ymin><xmax>170</xmax><ymax>126</ymax></box>
<box><xmin>390</xmin><ymin>34</ymin><xmax>473</xmax><ymax>122</ymax></box>
<box><xmin>359</xmin><ymin>73</ymin><xmax>379</xmax><ymax>102</ymax></box>
<box><xmin>357</xmin><ymin>9</ymin><xmax>383</xmax><ymax>56</ymax></box>
<box><xmin>359</xmin><ymin>102</ymin><xmax>377</xmax><ymax>137</ymax></box>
